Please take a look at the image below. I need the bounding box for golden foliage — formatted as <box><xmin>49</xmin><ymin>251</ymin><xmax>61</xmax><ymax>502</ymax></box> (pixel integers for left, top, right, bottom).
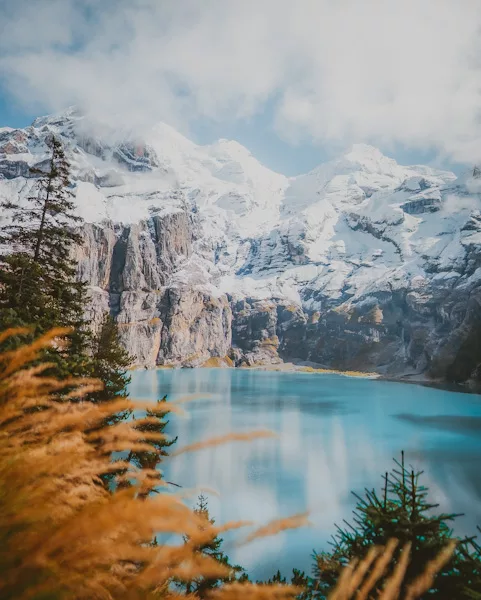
<box><xmin>259</xmin><ymin>337</ymin><xmax>279</xmax><ymax>348</ymax></box>
<box><xmin>327</xmin><ymin>538</ymin><xmax>456</xmax><ymax>600</ymax></box>
<box><xmin>239</xmin><ymin>514</ymin><xmax>311</xmax><ymax>546</ymax></box>
<box><xmin>0</xmin><ymin>328</ymin><xmax>297</xmax><ymax>600</ymax></box>
<box><xmin>210</xmin><ymin>582</ymin><xmax>302</xmax><ymax>600</ymax></box>
<box><xmin>0</xmin><ymin>328</ymin><xmax>456</xmax><ymax>599</ymax></box>
<box><xmin>171</xmin><ymin>431</ymin><xmax>278</xmax><ymax>457</ymax></box>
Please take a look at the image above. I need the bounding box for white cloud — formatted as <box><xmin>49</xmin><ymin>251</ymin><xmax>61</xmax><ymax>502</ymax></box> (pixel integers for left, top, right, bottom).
<box><xmin>1</xmin><ymin>0</ymin><xmax>481</xmax><ymax>163</ymax></box>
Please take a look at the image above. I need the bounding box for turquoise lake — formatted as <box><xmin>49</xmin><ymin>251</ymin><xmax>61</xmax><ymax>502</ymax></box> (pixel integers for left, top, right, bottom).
<box><xmin>129</xmin><ymin>368</ymin><xmax>481</xmax><ymax>580</ymax></box>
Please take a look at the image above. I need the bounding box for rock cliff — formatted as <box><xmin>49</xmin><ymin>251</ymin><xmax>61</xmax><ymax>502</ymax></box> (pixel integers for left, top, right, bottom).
<box><xmin>1</xmin><ymin>109</ymin><xmax>480</xmax><ymax>382</ymax></box>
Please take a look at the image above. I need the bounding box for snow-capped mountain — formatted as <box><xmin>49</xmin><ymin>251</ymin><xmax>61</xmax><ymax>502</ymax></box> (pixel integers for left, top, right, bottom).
<box><xmin>1</xmin><ymin>108</ymin><xmax>481</xmax><ymax>382</ymax></box>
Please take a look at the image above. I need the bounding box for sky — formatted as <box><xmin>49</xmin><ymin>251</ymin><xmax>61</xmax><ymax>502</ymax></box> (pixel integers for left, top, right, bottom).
<box><xmin>1</xmin><ymin>0</ymin><xmax>481</xmax><ymax>177</ymax></box>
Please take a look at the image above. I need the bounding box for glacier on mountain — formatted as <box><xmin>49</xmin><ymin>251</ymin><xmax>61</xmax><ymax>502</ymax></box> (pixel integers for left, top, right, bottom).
<box><xmin>1</xmin><ymin>109</ymin><xmax>480</xmax><ymax>382</ymax></box>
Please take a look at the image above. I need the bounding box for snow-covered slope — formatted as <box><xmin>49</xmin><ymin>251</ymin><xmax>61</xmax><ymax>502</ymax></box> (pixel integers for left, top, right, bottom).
<box><xmin>1</xmin><ymin>109</ymin><xmax>480</xmax><ymax>381</ymax></box>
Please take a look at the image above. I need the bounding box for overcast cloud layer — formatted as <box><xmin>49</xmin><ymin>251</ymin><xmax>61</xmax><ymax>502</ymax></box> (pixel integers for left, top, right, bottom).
<box><xmin>1</xmin><ymin>0</ymin><xmax>481</xmax><ymax>164</ymax></box>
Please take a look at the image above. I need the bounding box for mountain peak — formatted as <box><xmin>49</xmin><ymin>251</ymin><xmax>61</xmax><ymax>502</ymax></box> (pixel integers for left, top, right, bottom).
<box><xmin>32</xmin><ymin>106</ymin><xmax>84</xmax><ymax>129</ymax></box>
<box><xmin>345</xmin><ymin>143</ymin><xmax>384</xmax><ymax>158</ymax></box>
<box><xmin>150</xmin><ymin>122</ymin><xmax>197</xmax><ymax>149</ymax></box>
<box><xmin>341</xmin><ymin>143</ymin><xmax>399</xmax><ymax>174</ymax></box>
<box><xmin>344</xmin><ymin>144</ymin><xmax>392</xmax><ymax>162</ymax></box>
<box><xmin>208</xmin><ymin>138</ymin><xmax>253</xmax><ymax>160</ymax></box>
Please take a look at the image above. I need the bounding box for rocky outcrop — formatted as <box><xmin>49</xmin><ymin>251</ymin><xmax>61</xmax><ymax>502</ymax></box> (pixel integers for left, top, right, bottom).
<box><xmin>158</xmin><ymin>288</ymin><xmax>231</xmax><ymax>367</ymax></box>
<box><xmin>272</xmin><ymin>270</ymin><xmax>481</xmax><ymax>382</ymax></box>
<box><xmin>76</xmin><ymin>223</ymin><xmax>117</xmax><ymax>289</ymax></box>
<box><xmin>0</xmin><ymin>159</ymin><xmax>31</xmax><ymax>179</ymax></box>
<box><xmin>2</xmin><ymin>110</ymin><xmax>481</xmax><ymax>382</ymax></box>
<box><xmin>76</xmin><ymin>212</ymin><xmax>232</xmax><ymax>368</ymax></box>
<box><xmin>230</xmin><ymin>298</ymin><xmax>282</xmax><ymax>365</ymax></box>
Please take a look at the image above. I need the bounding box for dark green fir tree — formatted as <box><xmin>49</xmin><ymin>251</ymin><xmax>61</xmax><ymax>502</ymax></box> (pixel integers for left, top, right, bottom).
<box><xmin>101</xmin><ymin>393</ymin><xmax>178</xmax><ymax>495</ymax></box>
<box><xmin>310</xmin><ymin>451</ymin><xmax>479</xmax><ymax>599</ymax></box>
<box><xmin>124</xmin><ymin>394</ymin><xmax>178</xmax><ymax>497</ymax></box>
<box><xmin>175</xmin><ymin>494</ymin><xmax>247</xmax><ymax>597</ymax></box>
<box><xmin>261</xmin><ymin>568</ymin><xmax>311</xmax><ymax>600</ymax></box>
<box><xmin>0</xmin><ymin>134</ymin><xmax>90</xmax><ymax>376</ymax></box>
<box><xmin>453</xmin><ymin>526</ymin><xmax>481</xmax><ymax>599</ymax></box>
<box><xmin>90</xmin><ymin>313</ymin><xmax>134</xmax><ymax>403</ymax></box>
<box><xmin>89</xmin><ymin>313</ymin><xmax>135</xmax><ymax>490</ymax></box>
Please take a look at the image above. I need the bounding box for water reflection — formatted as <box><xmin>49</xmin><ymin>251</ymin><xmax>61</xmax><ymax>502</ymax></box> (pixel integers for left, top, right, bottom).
<box><xmin>129</xmin><ymin>369</ymin><xmax>481</xmax><ymax>580</ymax></box>
<box><xmin>395</xmin><ymin>413</ymin><xmax>481</xmax><ymax>435</ymax></box>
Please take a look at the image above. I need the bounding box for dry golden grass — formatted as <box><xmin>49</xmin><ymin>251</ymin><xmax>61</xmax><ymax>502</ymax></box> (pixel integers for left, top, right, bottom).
<box><xmin>0</xmin><ymin>328</ymin><xmax>456</xmax><ymax>599</ymax></box>
<box><xmin>327</xmin><ymin>538</ymin><xmax>457</xmax><ymax>600</ymax></box>
<box><xmin>239</xmin><ymin>514</ymin><xmax>311</xmax><ymax>547</ymax></box>
<box><xmin>171</xmin><ymin>431</ymin><xmax>278</xmax><ymax>457</ymax></box>
<box><xmin>0</xmin><ymin>328</ymin><xmax>299</xmax><ymax>600</ymax></box>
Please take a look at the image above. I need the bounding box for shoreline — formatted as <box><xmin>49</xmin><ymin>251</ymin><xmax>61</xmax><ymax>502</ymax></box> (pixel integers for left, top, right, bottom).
<box><xmin>236</xmin><ymin>362</ymin><xmax>379</xmax><ymax>379</ymax></box>
<box><xmin>381</xmin><ymin>373</ymin><xmax>481</xmax><ymax>395</ymax></box>
<box><xmin>133</xmin><ymin>361</ymin><xmax>481</xmax><ymax>394</ymax></box>
<box><xmin>246</xmin><ymin>364</ymin><xmax>481</xmax><ymax>393</ymax></box>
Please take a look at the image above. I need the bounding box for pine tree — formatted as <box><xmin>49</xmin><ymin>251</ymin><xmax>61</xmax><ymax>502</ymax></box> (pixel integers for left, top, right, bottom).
<box><xmin>88</xmin><ymin>313</ymin><xmax>135</xmax><ymax>490</ymax></box>
<box><xmin>0</xmin><ymin>254</ymin><xmax>49</xmax><ymax>332</ymax></box>
<box><xmin>453</xmin><ymin>526</ymin><xmax>481</xmax><ymax>598</ymax></box>
<box><xmin>90</xmin><ymin>313</ymin><xmax>134</xmax><ymax>404</ymax></box>
<box><xmin>310</xmin><ymin>452</ymin><xmax>478</xmax><ymax>599</ymax></box>
<box><xmin>262</xmin><ymin>569</ymin><xmax>312</xmax><ymax>600</ymax></box>
<box><xmin>0</xmin><ymin>134</ymin><xmax>90</xmax><ymax>376</ymax></box>
<box><xmin>111</xmin><ymin>394</ymin><xmax>178</xmax><ymax>497</ymax></box>
<box><xmin>175</xmin><ymin>494</ymin><xmax>247</xmax><ymax>597</ymax></box>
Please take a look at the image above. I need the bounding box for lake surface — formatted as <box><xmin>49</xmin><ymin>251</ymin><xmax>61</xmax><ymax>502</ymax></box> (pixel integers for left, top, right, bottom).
<box><xmin>129</xmin><ymin>368</ymin><xmax>481</xmax><ymax>580</ymax></box>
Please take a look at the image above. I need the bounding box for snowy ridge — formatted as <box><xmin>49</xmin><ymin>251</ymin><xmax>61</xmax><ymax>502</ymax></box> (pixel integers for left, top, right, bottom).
<box><xmin>0</xmin><ymin>109</ymin><xmax>472</xmax><ymax>305</ymax></box>
<box><xmin>1</xmin><ymin>109</ymin><xmax>480</xmax><ymax>376</ymax></box>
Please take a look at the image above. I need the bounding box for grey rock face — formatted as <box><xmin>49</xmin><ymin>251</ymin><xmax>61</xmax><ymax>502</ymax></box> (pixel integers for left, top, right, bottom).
<box><xmin>113</xmin><ymin>143</ymin><xmax>159</xmax><ymax>172</ymax></box>
<box><xmin>400</xmin><ymin>195</ymin><xmax>441</xmax><ymax>214</ymax></box>
<box><xmin>274</xmin><ymin>273</ymin><xmax>481</xmax><ymax>382</ymax></box>
<box><xmin>230</xmin><ymin>298</ymin><xmax>282</xmax><ymax>365</ymax></box>
<box><xmin>73</xmin><ymin>195</ymin><xmax>481</xmax><ymax>381</ymax></box>
<box><xmin>0</xmin><ymin>160</ymin><xmax>31</xmax><ymax>179</ymax></box>
<box><xmin>76</xmin><ymin>223</ymin><xmax>117</xmax><ymax>289</ymax></box>
<box><xmin>2</xmin><ymin>111</ymin><xmax>481</xmax><ymax>382</ymax></box>
<box><xmin>76</xmin><ymin>212</ymin><xmax>231</xmax><ymax>368</ymax></box>
<box><xmin>158</xmin><ymin>288</ymin><xmax>231</xmax><ymax>367</ymax></box>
